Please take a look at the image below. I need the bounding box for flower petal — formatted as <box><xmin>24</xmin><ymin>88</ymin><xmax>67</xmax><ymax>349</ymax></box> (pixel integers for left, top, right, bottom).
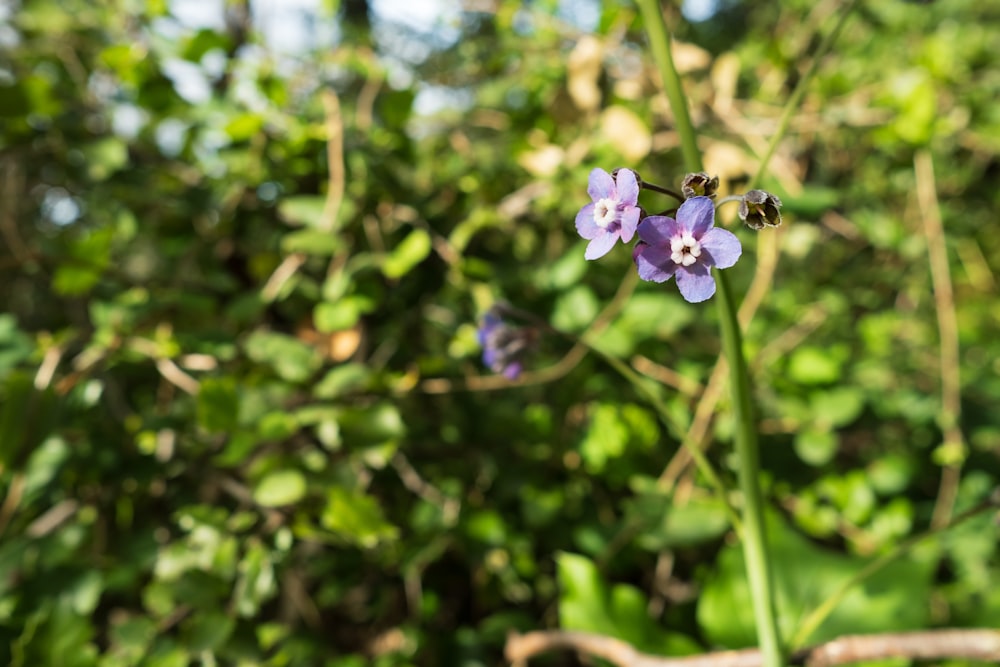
<box><xmin>575</xmin><ymin>204</ymin><xmax>602</xmax><ymax>239</ymax></box>
<box><xmin>503</xmin><ymin>361</ymin><xmax>523</xmax><ymax>380</ymax></box>
<box><xmin>678</xmin><ymin>196</ymin><xmax>715</xmax><ymax>237</ymax></box>
<box><xmin>634</xmin><ymin>244</ymin><xmax>677</xmax><ymax>283</ymax></box>
<box><xmin>585</xmin><ymin>231</ymin><xmax>618</xmax><ymax>260</ymax></box>
<box><xmin>619</xmin><ymin>206</ymin><xmax>640</xmax><ymax>243</ymax></box>
<box><xmin>675</xmin><ymin>264</ymin><xmax>716</xmax><ymax>303</ymax></box>
<box><xmin>699</xmin><ymin>228</ymin><xmax>742</xmax><ymax>269</ymax></box>
<box><xmin>615</xmin><ymin>168</ymin><xmax>639</xmax><ymax>205</ymax></box>
<box><xmin>637</xmin><ymin>215</ymin><xmax>680</xmax><ymax>247</ymax></box>
<box><xmin>587</xmin><ymin>168</ymin><xmax>615</xmax><ymax>201</ymax></box>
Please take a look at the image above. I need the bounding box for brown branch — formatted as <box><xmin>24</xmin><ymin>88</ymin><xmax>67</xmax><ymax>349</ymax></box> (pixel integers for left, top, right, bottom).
<box><xmin>320</xmin><ymin>89</ymin><xmax>345</xmax><ymax>232</ymax></box>
<box><xmin>914</xmin><ymin>149</ymin><xmax>965</xmax><ymax>529</ymax></box>
<box><xmin>505</xmin><ymin>628</ymin><xmax>1000</xmax><ymax>667</ymax></box>
<box><xmin>801</xmin><ymin>630</ymin><xmax>1000</xmax><ymax>666</ymax></box>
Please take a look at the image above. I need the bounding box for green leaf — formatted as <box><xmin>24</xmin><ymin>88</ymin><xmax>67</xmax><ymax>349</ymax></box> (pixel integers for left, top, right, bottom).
<box><xmin>794</xmin><ymin>428</ymin><xmax>838</xmax><ymax>467</ymax></box>
<box><xmin>557</xmin><ymin>552</ymin><xmax>699</xmax><ymax>656</ymax></box>
<box><xmin>612</xmin><ymin>292</ymin><xmax>695</xmax><ymax>342</ymax></box>
<box><xmin>809</xmin><ymin>387</ymin><xmax>865</xmax><ymax>428</ymax></box>
<box><xmin>628</xmin><ymin>493</ymin><xmax>732</xmax><ymax>550</ymax></box>
<box><xmin>196</xmin><ymin>377</ymin><xmax>239</xmax><ymax>434</ymax></box>
<box><xmin>883</xmin><ymin>69</ymin><xmax>938</xmax><ymax>146</ymax></box>
<box><xmin>181</xmin><ymin>610</ymin><xmax>235</xmax><ymax>652</ymax></box>
<box><xmin>0</xmin><ymin>314</ymin><xmax>33</xmax><ymax>380</ymax></box>
<box><xmin>321</xmin><ymin>486</ymin><xmax>398</xmax><ymax>547</ymax></box>
<box><xmin>82</xmin><ymin>138</ymin><xmax>128</xmax><ymax>181</ymax></box>
<box><xmin>313</xmin><ymin>363</ymin><xmax>370</xmax><ymax>399</ymax></box>
<box><xmin>698</xmin><ymin>513</ymin><xmax>932</xmax><ymax>648</ymax></box>
<box><xmin>109</xmin><ymin>617</ymin><xmax>156</xmax><ymax>659</ymax></box>
<box><xmin>866</xmin><ymin>454</ymin><xmax>914</xmax><ymax>496</ymax></box>
<box><xmin>0</xmin><ymin>82</ymin><xmax>31</xmax><ymax>117</ymax></box>
<box><xmin>376</xmin><ymin>88</ymin><xmax>414</xmax><ymax>129</ymax></box>
<box><xmin>257</xmin><ymin>411</ymin><xmax>299</xmax><ymax>440</ymax></box>
<box><xmin>787</xmin><ymin>346</ymin><xmax>844</xmax><ymax>385</ymax></box>
<box><xmin>537</xmin><ymin>248</ymin><xmax>586</xmax><ymax>291</ymax></box>
<box><xmin>557</xmin><ymin>552</ymin><xmax>617</xmax><ymax>635</ymax></box>
<box><xmin>282</xmin><ymin>228</ymin><xmax>343</xmax><ymax>255</ymax></box>
<box><xmin>244</xmin><ymin>331</ymin><xmax>322</xmax><ymax>383</ymax></box>
<box><xmin>182</xmin><ymin>28</ymin><xmax>230</xmax><ymax>62</ymax></box>
<box><xmin>213</xmin><ymin>431</ymin><xmax>261</xmax><ymax>466</ymax></box>
<box><xmin>552</xmin><ymin>285</ymin><xmax>599</xmax><ymax>332</ymax></box>
<box><xmin>253</xmin><ymin>469</ymin><xmax>307</xmax><ymax>507</ymax></box>
<box><xmin>578</xmin><ymin>403</ymin><xmax>628</xmax><ymax>473</ymax></box>
<box><xmin>338</xmin><ymin>402</ymin><xmax>405</xmax><ymax>447</ymax></box>
<box><xmin>465</xmin><ymin>510</ymin><xmax>508</xmax><ymax>546</ymax></box>
<box><xmin>779</xmin><ymin>186</ymin><xmax>840</xmax><ymax>218</ymax></box>
<box><xmin>224</xmin><ymin>113</ymin><xmax>265</xmax><ymax>142</ymax></box>
<box><xmin>314</xmin><ymin>297</ymin><xmax>372</xmax><ymax>333</ymax></box>
<box><xmin>278</xmin><ymin>195</ymin><xmax>327</xmax><ymax>228</ymax></box>
<box><xmin>52</xmin><ymin>227</ymin><xmax>114</xmax><ymax>297</ymax></box>
<box><xmin>0</xmin><ymin>372</ymin><xmax>58</xmax><ymax>471</ymax></box>
<box><xmin>382</xmin><ymin>229</ymin><xmax>432</xmax><ymax>279</ymax></box>
<box><xmin>233</xmin><ymin>542</ymin><xmax>276</xmax><ymax>617</ymax></box>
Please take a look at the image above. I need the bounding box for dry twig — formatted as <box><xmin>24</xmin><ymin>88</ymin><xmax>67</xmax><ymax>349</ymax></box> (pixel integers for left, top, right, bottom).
<box><xmin>505</xmin><ymin>628</ymin><xmax>1000</xmax><ymax>667</ymax></box>
<box><xmin>915</xmin><ymin>149</ymin><xmax>965</xmax><ymax>529</ymax></box>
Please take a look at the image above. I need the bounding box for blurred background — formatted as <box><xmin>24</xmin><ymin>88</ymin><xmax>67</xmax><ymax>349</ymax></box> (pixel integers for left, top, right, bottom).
<box><xmin>1</xmin><ymin>0</ymin><xmax>998</xmax><ymax>664</ymax></box>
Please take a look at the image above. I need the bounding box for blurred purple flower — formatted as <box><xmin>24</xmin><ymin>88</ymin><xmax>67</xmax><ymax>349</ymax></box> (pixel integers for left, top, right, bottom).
<box><xmin>575</xmin><ymin>167</ymin><xmax>641</xmax><ymax>260</ymax></box>
<box><xmin>478</xmin><ymin>311</ymin><xmax>534</xmax><ymax>379</ymax></box>
<box><xmin>633</xmin><ymin>196</ymin><xmax>742</xmax><ymax>303</ymax></box>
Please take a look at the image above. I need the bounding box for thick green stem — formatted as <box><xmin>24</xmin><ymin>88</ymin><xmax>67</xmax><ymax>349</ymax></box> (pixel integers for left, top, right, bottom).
<box><xmin>716</xmin><ymin>270</ymin><xmax>783</xmax><ymax>666</ymax></box>
<box><xmin>636</xmin><ymin>0</ymin><xmax>701</xmax><ymax>172</ymax></box>
<box><xmin>636</xmin><ymin>1</ymin><xmax>783</xmax><ymax>665</ymax></box>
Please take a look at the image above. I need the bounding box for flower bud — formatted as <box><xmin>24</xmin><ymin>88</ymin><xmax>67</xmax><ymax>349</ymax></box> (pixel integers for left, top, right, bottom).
<box><xmin>738</xmin><ymin>189</ymin><xmax>783</xmax><ymax>230</ymax></box>
<box><xmin>681</xmin><ymin>172</ymin><xmax>719</xmax><ymax>200</ymax></box>
<box><xmin>478</xmin><ymin>309</ymin><xmax>537</xmax><ymax>379</ymax></box>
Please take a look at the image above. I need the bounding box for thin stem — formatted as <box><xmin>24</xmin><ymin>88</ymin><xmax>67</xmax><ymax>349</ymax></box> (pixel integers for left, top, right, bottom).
<box><xmin>715</xmin><ymin>195</ymin><xmax>744</xmax><ymax>209</ymax></box>
<box><xmin>636</xmin><ymin>1</ymin><xmax>783</xmax><ymax>664</ymax></box>
<box><xmin>641</xmin><ymin>181</ymin><xmax>685</xmax><ymax>201</ymax></box>
<box><xmin>914</xmin><ymin>149</ymin><xmax>966</xmax><ymax>528</ymax></box>
<box><xmin>790</xmin><ymin>492</ymin><xmax>1000</xmax><ymax>648</ymax></box>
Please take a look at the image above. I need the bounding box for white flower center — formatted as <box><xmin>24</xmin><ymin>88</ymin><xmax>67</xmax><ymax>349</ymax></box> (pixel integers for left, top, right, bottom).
<box><xmin>670</xmin><ymin>232</ymin><xmax>701</xmax><ymax>267</ymax></box>
<box><xmin>593</xmin><ymin>197</ymin><xmax>618</xmax><ymax>228</ymax></box>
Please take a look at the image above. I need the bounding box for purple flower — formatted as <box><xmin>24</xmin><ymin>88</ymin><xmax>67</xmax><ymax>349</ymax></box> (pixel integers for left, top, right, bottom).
<box><xmin>575</xmin><ymin>167</ymin><xmax>641</xmax><ymax>260</ymax></box>
<box><xmin>633</xmin><ymin>196</ymin><xmax>742</xmax><ymax>303</ymax></box>
<box><xmin>478</xmin><ymin>311</ymin><xmax>535</xmax><ymax>379</ymax></box>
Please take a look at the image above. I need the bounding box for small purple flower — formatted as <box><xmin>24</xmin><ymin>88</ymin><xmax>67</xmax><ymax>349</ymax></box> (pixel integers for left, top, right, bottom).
<box><xmin>575</xmin><ymin>167</ymin><xmax>641</xmax><ymax>260</ymax></box>
<box><xmin>633</xmin><ymin>196</ymin><xmax>742</xmax><ymax>303</ymax></box>
<box><xmin>478</xmin><ymin>311</ymin><xmax>535</xmax><ymax>379</ymax></box>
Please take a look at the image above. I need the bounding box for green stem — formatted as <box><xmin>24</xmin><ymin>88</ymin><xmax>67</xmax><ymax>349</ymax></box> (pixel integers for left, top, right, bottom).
<box><xmin>637</xmin><ymin>2</ymin><xmax>783</xmax><ymax>665</ymax></box>
<box><xmin>636</xmin><ymin>0</ymin><xmax>701</xmax><ymax>172</ymax></box>
<box><xmin>716</xmin><ymin>270</ymin><xmax>783</xmax><ymax>666</ymax></box>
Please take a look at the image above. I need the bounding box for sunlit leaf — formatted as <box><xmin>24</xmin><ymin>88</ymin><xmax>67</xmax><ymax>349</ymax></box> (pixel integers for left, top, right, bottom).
<box><xmin>253</xmin><ymin>469</ymin><xmax>307</xmax><ymax>507</ymax></box>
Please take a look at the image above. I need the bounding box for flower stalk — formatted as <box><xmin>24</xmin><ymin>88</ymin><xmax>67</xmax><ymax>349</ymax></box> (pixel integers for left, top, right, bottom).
<box><xmin>635</xmin><ymin>0</ymin><xmax>784</xmax><ymax>664</ymax></box>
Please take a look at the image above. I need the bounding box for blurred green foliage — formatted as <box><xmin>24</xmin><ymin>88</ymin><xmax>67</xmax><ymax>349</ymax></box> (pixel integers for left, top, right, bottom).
<box><xmin>1</xmin><ymin>0</ymin><xmax>998</xmax><ymax>664</ymax></box>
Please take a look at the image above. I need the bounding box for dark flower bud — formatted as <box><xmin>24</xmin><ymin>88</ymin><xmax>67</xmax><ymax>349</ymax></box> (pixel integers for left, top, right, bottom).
<box><xmin>681</xmin><ymin>172</ymin><xmax>719</xmax><ymax>200</ymax></box>
<box><xmin>738</xmin><ymin>189</ymin><xmax>783</xmax><ymax>230</ymax></box>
